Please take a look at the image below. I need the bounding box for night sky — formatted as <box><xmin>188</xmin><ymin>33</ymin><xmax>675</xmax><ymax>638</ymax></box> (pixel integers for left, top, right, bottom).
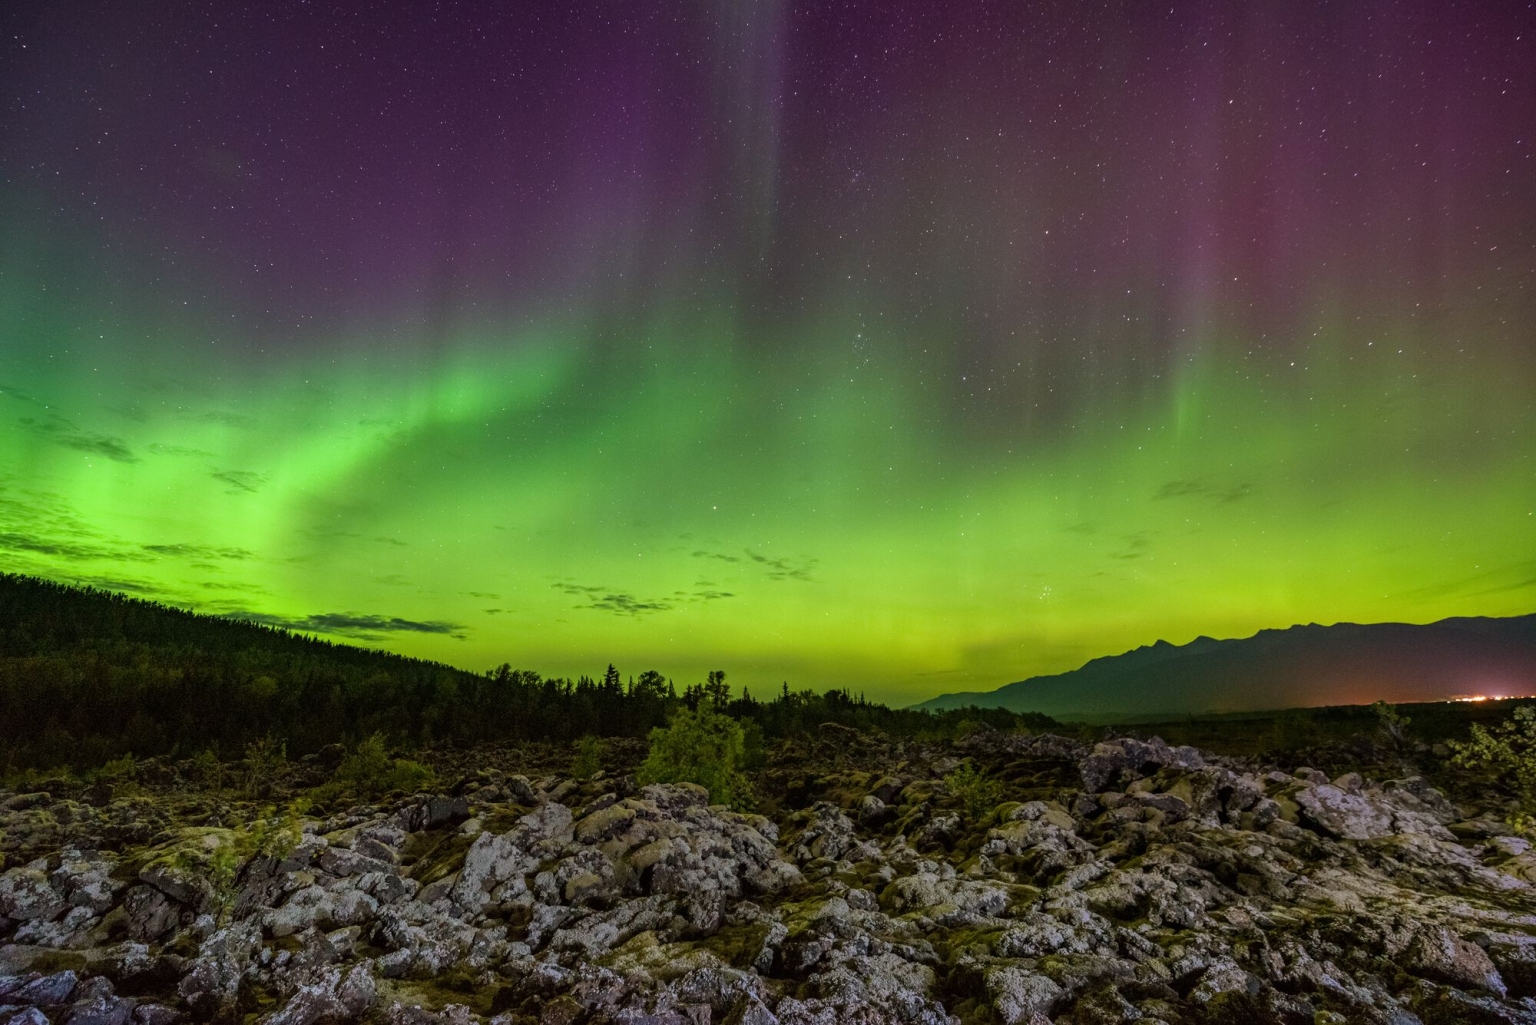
<box><xmin>2</xmin><ymin>1</ymin><xmax>1533</xmax><ymax>705</ymax></box>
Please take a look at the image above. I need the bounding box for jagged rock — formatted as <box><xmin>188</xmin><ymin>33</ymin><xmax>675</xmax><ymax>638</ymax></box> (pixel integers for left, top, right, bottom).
<box><xmin>63</xmin><ymin>978</ymin><xmax>133</xmax><ymax>1025</ymax></box>
<box><xmin>53</xmin><ymin>853</ymin><xmax>121</xmax><ymax>915</ymax></box>
<box><xmin>122</xmin><ymin>886</ymin><xmax>181</xmax><ymax>942</ymax></box>
<box><xmin>0</xmin><ymin>866</ymin><xmax>66</xmax><ymax>922</ymax></box>
<box><xmin>1407</xmin><ymin>926</ymin><xmax>1506</xmax><ymax>995</ymax></box>
<box><xmin>263</xmin><ymin>884</ymin><xmax>378</xmax><ymax>937</ymax></box>
<box><xmin>11</xmin><ymin>972</ymin><xmax>79</xmax><ymax>1006</ymax></box>
<box><xmin>263</xmin><ymin>964</ymin><xmax>375</xmax><ymax>1025</ymax></box>
<box><xmin>986</xmin><ymin>965</ymin><xmax>1065</xmax><ymax>1024</ymax></box>
<box><xmin>137</xmin><ymin>831</ymin><xmax>236</xmax><ymax>913</ymax></box>
<box><xmin>6</xmin><ymin>733</ymin><xmax>1536</xmax><ymax>1025</ymax></box>
<box><xmin>1291</xmin><ymin>783</ymin><xmax>1397</xmax><ymax>839</ymax></box>
<box><xmin>1079</xmin><ymin>738</ymin><xmax>1204</xmax><ymax>794</ymax></box>
<box><xmin>178</xmin><ymin>921</ymin><xmax>261</xmax><ymax>1019</ymax></box>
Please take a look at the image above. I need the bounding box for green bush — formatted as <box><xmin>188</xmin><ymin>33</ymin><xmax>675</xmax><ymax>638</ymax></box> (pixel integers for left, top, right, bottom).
<box><xmin>332</xmin><ymin>733</ymin><xmax>434</xmax><ymax>799</ymax></box>
<box><xmin>637</xmin><ymin>706</ymin><xmax>753</xmax><ymax>808</ymax></box>
<box><xmin>1448</xmin><ymin>705</ymin><xmax>1536</xmax><ymax>817</ymax></box>
<box><xmin>571</xmin><ymin>735</ymin><xmax>603</xmax><ymax>779</ymax></box>
<box><xmin>97</xmin><ymin>753</ymin><xmax>137</xmax><ymax>781</ymax></box>
<box><xmin>242</xmin><ymin>735</ymin><xmax>287</xmax><ymax>796</ymax></box>
<box><xmin>945</xmin><ymin>761</ymin><xmax>1004</xmax><ymax>821</ymax></box>
<box><xmin>190</xmin><ymin>749</ymin><xmax>224</xmax><ymax>791</ymax></box>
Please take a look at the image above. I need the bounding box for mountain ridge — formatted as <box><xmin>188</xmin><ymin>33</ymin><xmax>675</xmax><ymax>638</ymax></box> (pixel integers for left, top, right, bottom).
<box><xmin>914</xmin><ymin>613</ymin><xmax>1536</xmax><ymax>720</ymax></box>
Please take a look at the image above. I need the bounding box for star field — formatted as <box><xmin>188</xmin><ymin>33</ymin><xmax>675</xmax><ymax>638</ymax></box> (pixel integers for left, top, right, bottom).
<box><xmin>1</xmin><ymin>1</ymin><xmax>1533</xmax><ymax>704</ymax></box>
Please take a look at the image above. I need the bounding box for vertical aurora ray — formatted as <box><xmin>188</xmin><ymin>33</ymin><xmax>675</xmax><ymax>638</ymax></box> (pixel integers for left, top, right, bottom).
<box><xmin>1</xmin><ymin>0</ymin><xmax>1532</xmax><ymax>705</ymax></box>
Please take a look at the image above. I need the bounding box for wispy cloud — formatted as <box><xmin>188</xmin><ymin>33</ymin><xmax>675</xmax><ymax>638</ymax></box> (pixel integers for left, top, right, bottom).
<box><xmin>1153</xmin><ymin>479</ymin><xmax>1252</xmax><ymax>503</ymax></box>
<box><xmin>229</xmin><ymin>611</ymin><xmax>467</xmax><ymax>639</ymax></box>
<box><xmin>1109</xmin><ymin>531</ymin><xmax>1154</xmax><ymax>560</ymax></box>
<box><xmin>142</xmin><ymin>542</ymin><xmax>254</xmax><ymax>561</ymax></box>
<box><xmin>553</xmin><ymin>583</ymin><xmax>672</xmax><ymax>615</ymax></box>
<box><xmin>553</xmin><ymin>582</ymin><xmax>735</xmax><ymax>616</ymax></box>
<box><xmin>746</xmin><ymin>550</ymin><xmax>817</xmax><ymax>581</ymax></box>
<box><xmin>19</xmin><ymin>416</ymin><xmax>138</xmax><ymax>463</ymax></box>
<box><xmin>0</xmin><ymin>531</ymin><xmax>128</xmax><ymax>561</ymax></box>
<box><xmin>148</xmin><ymin>443</ymin><xmax>216</xmax><ymax>458</ymax></box>
<box><xmin>212</xmin><ymin>469</ymin><xmax>267</xmax><ymax>493</ymax></box>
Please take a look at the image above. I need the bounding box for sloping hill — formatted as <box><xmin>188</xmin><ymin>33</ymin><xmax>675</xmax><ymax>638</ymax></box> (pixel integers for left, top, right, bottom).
<box><xmin>914</xmin><ymin>615</ymin><xmax>1536</xmax><ymax>720</ymax></box>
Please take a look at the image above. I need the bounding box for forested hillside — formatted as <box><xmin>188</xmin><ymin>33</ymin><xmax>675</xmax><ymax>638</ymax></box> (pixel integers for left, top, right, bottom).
<box><xmin>0</xmin><ymin>574</ymin><xmax>1050</xmax><ymax>771</ymax></box>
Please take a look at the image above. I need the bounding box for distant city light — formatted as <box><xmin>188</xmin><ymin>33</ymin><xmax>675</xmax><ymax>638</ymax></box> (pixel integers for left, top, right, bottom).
<box><xmin>1448</xmin><ymin>693</ymin><xmax>1536</xmax><ymax>703</ymax></box>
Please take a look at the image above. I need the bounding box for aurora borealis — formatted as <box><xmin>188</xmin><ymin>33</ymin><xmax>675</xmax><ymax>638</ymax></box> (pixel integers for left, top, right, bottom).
<box><xmin>1</xmin><ymin>2</ymin><xmax>1533</xmax><ymax>706</ymax></box>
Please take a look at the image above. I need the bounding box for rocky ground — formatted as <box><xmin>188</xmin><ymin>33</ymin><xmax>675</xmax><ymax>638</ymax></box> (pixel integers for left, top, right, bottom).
<box><xmin>3</xmin><ymin>729</ymin><xmax>1536</xmax><ymax>1025</ymax></box>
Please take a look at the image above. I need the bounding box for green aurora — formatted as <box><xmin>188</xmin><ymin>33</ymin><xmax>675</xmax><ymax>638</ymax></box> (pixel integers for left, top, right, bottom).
<box><xmin>4</xmin><ymin>246</ymin><xmax>1531</xmax><ymax>705</ymax></box>
<box><xmin>2</xmin><ymin>3</ymin><xmax>1533</xmax><ymax>706</ymax></box>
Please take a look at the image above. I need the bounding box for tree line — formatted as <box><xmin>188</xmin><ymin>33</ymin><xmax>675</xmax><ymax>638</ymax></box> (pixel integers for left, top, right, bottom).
<box><xmin>0</xmin><ymin>574</ymin><xmax>1053</xmax><ymax>773</ymax></box>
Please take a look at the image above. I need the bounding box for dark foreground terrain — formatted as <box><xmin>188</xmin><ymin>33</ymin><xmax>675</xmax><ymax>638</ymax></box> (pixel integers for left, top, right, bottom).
<box><xmin>4</xmin><ymin>728</ymin><xmax>1536</xmax><ymax>1025</ymax></box>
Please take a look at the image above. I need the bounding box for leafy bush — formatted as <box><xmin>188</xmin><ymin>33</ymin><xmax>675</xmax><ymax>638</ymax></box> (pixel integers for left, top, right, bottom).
<box><xmin>1371</xmin><ymin>700</ymin><xmax>1414</xmax><ymax>761</ymax></box>
<box><xmin>637</xmin><ymin>706</ymin><xmax>753</xmax><ymax>808</ymax></box>
<box><xmin>945</xmin><ymin>761</ymin><xmax>1004</xmax><ymax>821</ymax></box>
<box><xmin>332</xmin><ymin>733</ymin><xmax>434</xmax><ymax>799</ymax></box>
<box><xmin>242</xmin><ymin>735</ymin><xmax>287</xmax><ymax>796</ymax></box>
<box><xmin>1448</xmin><ymin>705</ymin><xmax>1536</xmax><ymax>816</ymax></box>
<box><xmin>190</xmin><ymin>749</ymin><xmax>224</xmax><ymax>791</ymax></box>
<box><xmin>97</xmin><ymin>753</ymin><xmax>137</xmax><ymax>781</ymax></box>
<box><xmin>571</xmin><ymin>735</ymin><xmax>604</xmax><ymax>779</ymax></box>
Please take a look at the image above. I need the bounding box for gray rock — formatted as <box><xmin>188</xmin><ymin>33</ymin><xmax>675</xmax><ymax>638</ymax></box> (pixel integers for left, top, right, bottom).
<box><xmin>263</xmin><ymin>965</ymin><xmax>375</xmax><ymax>1025</ymax></box>
<box><xmin>0</xmin><ymin>869</ymin><xmax>65</xmax><ymax>923</ymax></box>
<box><xmin>11</xmin><ymin>973</ymin><xmax>78</xmax><ymax>1007</ymax></box>
<box><xmin>986</xmin><ymin>966</ymin><xmax>1064</xmax><ymax>1024</ymax></box>
<box><xmin>4</xmin><ymin>1008</ymin><xmax>51</xmax><ymax>1025</ymax></box>
<box><xmin>1080</xmin><ymin>737</ymin><xmax>1204</xmax><ymax>793</ymax></box>
<box><xmin>178</xmin><ymin>921</ymin><xmax>262</xmax><ymax>1019</ymax></box>
<box><xmin>1408</xmin><ymin>926</ymin><xmax>1506</xmax><ymax>995</ymax></box>
<box><xmin>1291</xmin><ymin>784</ymin><xmax>1396</xmax><ymax>840</ymax></box>
<box><xmin>63</xmin><ymin>993</ymin><xmax>133</xmax><ymax>1025</ymax></box>
<box><xmin>122</xmin><ymin>886</ymin><xmax>180</xmax><ymax>943</ymax></box>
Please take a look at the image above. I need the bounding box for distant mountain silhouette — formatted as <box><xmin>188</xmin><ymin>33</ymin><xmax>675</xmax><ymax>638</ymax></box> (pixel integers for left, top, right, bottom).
<box><xmin>912</xmin><ymin>615</ymin><xmax>1536</xmax><ymax>720</ymax></box>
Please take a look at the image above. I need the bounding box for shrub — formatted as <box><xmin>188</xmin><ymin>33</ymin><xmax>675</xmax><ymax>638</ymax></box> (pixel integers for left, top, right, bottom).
<box><xmin>98</xmin><ymin>753</ymin><xmax>137</xmax><ymax>781</ymax></box>
<box><xmin>242</xmin><ymin>735</ymin><xmax>287</xmax><ymax>797</ymax></box>
<box><xmin>332</xmin><ymin>733</ymin><xmax>435</xmax><ymax>799</ymax></box>
<box><xmin>1371</xmin><ymin>700</ymin><xmax>1414</xmax><ymax>760</ymax></box>
<box><xmin>190</xmin><ymin>749</ymin><xmax>224</xmax><ymax>791</ymax></box>
<box><xmin>1448</xmin><ymin>705</ymin><xmax>1536</xmax><ymax>818</ymax></box>
<box><xmin>637</xmin><ymin>706</ymin><xmax>753</xmax><ymax>808</ymax></box>
<box><xmin>945</xmin><ymin>761</ymin><xmax>1004</xmax><ymax>821</ymax></box>
<box><xmin>571</xmin><ymin>735</ymin><xmax>603</xmax><ymax>779</ymax></box>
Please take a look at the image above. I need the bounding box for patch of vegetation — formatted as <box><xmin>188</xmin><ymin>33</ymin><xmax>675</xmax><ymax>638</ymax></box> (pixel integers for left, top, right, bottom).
<box><xmin>177</xmin><ymin>801</ymin><xmax>308</xmax><ymax>923</ymax></box>
<box><xmin>1448</xmin><ymin>705</ymin><xmax>1536</xmax><ymax>825</ymax></box>
<box><xmin>637</xmin><ymin>705</ymin><xmax>753</xmax><ymax>808</ymax></box>
<box><xmin>190</xmin><ymin>748</ymin><xmax>224</xmax><ymax>792</ymax></box>
<box><xmin>242</xmin><ymin>735</ymin><xmax>287</xmax><ymax>797</ymax></box>
<box><xmin>571</xmin><ymin>735</ymin><xmax>603</xmax><ymax>779</ymax></box>
<box><xmin>326</xmin><ymin>733</ymin><xmax>434</xmax><ymax>800</ymax></box>
<box><xmin>945</xmin><ymin>761</ymin><xmax>1004</xmax><ymax>822</ymax></box>
<box><xmin>97</xmin><ymin>753</ymin><xmax>138</xmax><ymax>782</ymax></box>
